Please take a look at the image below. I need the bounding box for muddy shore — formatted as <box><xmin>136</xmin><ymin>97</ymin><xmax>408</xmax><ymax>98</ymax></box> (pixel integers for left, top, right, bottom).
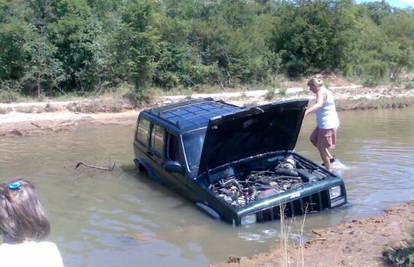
<box><xmin>1</xmin><ymin>85</ymin><xmax>413</xmax><ymax>137</ymax></box>
<box><xmin>213</xmin><ymin>202</ymin><xmax>414</xmax><ymax>267</ymax></box>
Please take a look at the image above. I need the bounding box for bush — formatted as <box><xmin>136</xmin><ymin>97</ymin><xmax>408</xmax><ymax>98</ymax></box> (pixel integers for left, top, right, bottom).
<box><xmin>405</xmin><ymin>82</ymin><xmax>414</xmax><ymax>90</ymax></box>
<box><xmin>363</xmin><ymin>78</ymin><xmax>380</xmax><ymax>88</ymax></box>
<box><xmin>264</xmin><ymin>88</ymin><xmax>275</xmax><ymax>100</ymax></box>
<box><xmin>0</xmin><ymin>91</ymin><xmax>20</xmax><ymax>103</ymax></box>
<box><xmin>122</xmin><ymin>89</ymin><xmax>154</xmax><ymax>107</ymax></box>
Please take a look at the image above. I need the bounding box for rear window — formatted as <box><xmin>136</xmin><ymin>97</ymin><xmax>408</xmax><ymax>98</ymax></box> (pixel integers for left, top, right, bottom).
<box><xmin>136</xmin><ymin>117</ymin><xmax>150</xmax><ymax>145</ymax></box>
<box><xmin>151</xmin><ymin>124</ymin><xmax>165</xmax><ymax>157</ymax></box>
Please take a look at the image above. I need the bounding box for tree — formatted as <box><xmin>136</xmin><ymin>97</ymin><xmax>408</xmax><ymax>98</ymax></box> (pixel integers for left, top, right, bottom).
<box><xmin>0</xmin><ymin>0</ymin><xmax>29</xmax><ymax>82</ymax></box>
<box><xmin>22</xmin><ymin>30</ymin><xmax>63</xmax><ymax>97</ymax></box>
<box><xmin>47</xmin><ymin>0</ymin><xmax>105</xmax><ymax>92</ymax></box>
<box><xmin>268</xmin><ymin>1</ymin><xmax>337</xmax><ymax>77</ymax></box>
<box><xmin>0</xmin><ymin>22</ymin><xmax>28</xmax><ymax>81</ymax></box>
<box><xmin>108</xmin><ymin>0</ymin><xmax>159</xmax><ymax>90</ymax></box>
<box><xmin>380</xmin><ymin>10</ymin><xmax>414</xmax><ymax>80</ymax></box>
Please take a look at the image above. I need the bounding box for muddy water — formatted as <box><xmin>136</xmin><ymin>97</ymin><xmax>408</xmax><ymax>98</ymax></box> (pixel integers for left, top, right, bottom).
<box><xmin>0</xmin><ymin>108</ymin><xmax>413</xmax><ymax>267</ymax></box>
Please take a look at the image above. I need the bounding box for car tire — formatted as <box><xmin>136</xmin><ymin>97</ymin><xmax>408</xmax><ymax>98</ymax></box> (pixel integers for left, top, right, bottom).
<box><xmin>195</xmin><ymin>202</ymin><xmax>221</xmax><ymax>220</ymax></box>
<box><xmin>138</xmin><ymin>163</ymin><xmax>146</xmax><ymax>172</ymax></box>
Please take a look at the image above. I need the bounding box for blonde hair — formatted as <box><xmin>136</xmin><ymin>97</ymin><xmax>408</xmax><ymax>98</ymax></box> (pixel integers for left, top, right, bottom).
<box><xmin>307</xmin><ymin>77</ymin><xmax>324</xmax><ymax>87</ymax></box>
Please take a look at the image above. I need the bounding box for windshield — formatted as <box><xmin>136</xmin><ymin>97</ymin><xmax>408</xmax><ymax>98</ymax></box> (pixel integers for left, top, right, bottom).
<box><xmin>183</xmin><ymin>128</ymin><xmax>207</xmax><ymax>174</ymax></box>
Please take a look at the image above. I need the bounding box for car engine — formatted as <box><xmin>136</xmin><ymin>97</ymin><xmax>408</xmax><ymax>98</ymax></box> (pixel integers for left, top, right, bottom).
<box><xmin>208</xmin><ymin>156</ymin><xmax>326</xmax><ymax>208</ymax></box>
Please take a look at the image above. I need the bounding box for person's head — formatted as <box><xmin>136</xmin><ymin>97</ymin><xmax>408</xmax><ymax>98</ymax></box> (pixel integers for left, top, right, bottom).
<box><xmin>0</xmin><ymin>179</ymin><xmax>50</xmax><ymax>243</ymax></box>
<box><xmin>307</xmin><ymin>77</ymin><xmax>324</xmax><ymax>93</ymax></box>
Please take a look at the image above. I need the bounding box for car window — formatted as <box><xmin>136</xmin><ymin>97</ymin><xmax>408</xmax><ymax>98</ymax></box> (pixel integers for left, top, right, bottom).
<box><xmin>151</xmin><ymin>124</ymin><xmax>165</xmax><ymax>158</ymax></box>
<box><xmin>136</xmin><ymin>117</ymin><xmax>150</xmax><ymax>146</ymax></box>
<box><xmin>167</xmin><ymin>133</ymin><xmax>185</xmax><ymax>166</ymax></box>
<box><xmin>183</xmin><ymin>129</ymin><xmax>206</xmax><ymax>173</ymax></box>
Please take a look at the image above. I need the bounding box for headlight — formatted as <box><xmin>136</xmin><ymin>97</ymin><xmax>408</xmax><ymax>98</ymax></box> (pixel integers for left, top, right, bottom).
<box><xmin>241</xmin><ymin>214</ymin><xmax>257</xmax><ymax>225</ymax></box>
<box><xmin>329</xmin><ymin>186</ymin><xmax>341</xmax><ymax>199</ymax></box>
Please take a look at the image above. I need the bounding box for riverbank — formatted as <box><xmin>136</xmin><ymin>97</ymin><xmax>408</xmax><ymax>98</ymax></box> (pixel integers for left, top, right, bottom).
<box><xmin>1</xmin><ymin>84</ymin><xmax>414</xmax><ymax>137</ymax></box>
<box><xmin>213</xmin><ymin>202</ymin><xmax>414</xmax><ymax>267</ymax></box>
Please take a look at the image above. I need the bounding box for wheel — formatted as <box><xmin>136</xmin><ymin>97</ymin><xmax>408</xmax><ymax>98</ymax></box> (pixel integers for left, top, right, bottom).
<box><xmin>138</xmin><ymin>163</ymin><xmax>146</xmax><ymax>172</ymax></box>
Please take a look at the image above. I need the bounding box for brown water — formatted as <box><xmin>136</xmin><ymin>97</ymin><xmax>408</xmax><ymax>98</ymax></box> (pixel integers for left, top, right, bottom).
<box><xmin>0</xmin><ymin>108</ymin><xmax>413</xmax><ymax>267</ymax></box>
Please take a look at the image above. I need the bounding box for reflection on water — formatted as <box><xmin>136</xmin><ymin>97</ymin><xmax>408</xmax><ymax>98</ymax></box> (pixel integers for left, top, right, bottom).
<box><xmin>0</xmin><ymin>108</ymin><xmax>413</xmax><ymax>267</ymax></box>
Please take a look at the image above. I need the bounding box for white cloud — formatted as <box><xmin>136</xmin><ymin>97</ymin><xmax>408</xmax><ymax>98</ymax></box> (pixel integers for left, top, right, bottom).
<box><xmin>400</xmin><ymin>0</ymin><xmax>414</xmax><ymax>4</ymax></box>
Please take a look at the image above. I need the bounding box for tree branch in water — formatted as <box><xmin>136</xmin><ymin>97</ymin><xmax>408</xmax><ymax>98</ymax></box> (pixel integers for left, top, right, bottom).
<box><xmin>75</xmin><ymin>161</ymin><xmax>115</xmax><ymax>171</ymax></box>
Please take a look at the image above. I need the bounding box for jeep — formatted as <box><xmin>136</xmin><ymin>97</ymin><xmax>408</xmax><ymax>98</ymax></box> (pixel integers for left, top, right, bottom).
<box><xmin>133</xmin><ymin>98</ymin><xmax>347</xmax><ymax>225</ymax></box>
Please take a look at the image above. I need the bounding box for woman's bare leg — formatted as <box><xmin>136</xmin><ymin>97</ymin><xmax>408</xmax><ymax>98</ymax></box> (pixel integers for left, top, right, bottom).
<box><xmin>310</xmin><ymin>128</ymin><xmax>318</xmax><ymax>147</ymax></box>
<box><xmin>325</xmin><ymin>148</ymin><xmax>334</xmax><ymax>160</ymax></box>
<box><xmin>319</xmin><ymin>147</ymin><xmax>331</xmax><ymax>170</ymax></box>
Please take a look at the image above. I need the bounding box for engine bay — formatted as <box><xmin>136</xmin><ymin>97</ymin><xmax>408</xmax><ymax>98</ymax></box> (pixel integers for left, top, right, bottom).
<box><xmin>208</xmin><ymin>155</ymin><xmax>329</xmax><ymax>208</ymax></box>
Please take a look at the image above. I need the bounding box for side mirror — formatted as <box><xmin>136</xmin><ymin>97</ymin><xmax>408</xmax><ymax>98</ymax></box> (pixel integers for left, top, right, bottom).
<box><xmin>164</xmin><ymin>160</ymin><xmax>185</xmax><ymax>174</ymax></box>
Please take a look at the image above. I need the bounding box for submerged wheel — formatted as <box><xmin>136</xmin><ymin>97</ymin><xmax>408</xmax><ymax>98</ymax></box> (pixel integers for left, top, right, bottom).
<box><xmin>138</xmin><ymin>163</ymin><xmax>146</xmax><ymax>172</ymax></box>
<box><xmin>195</xmin><ymin>202</ymin><xmax>221</xmax><ymax>220</ymax></box>
<box><xmin>134</xmin><ymin>159</ymin><xmax>146</xmax><ymax>173</ymax></box>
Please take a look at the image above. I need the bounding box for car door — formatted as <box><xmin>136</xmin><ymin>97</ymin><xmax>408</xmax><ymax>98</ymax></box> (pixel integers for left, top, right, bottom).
<box><xmin>147</xmin><ymin>123</ymin><xmax>166</xmax><ymax>181</ymax></box>
<box><xmin>162</xmin><ymin>132</ymin><xmax>195</xmax><ymax>195</ymax></box>
<box><xmin>134</xmin><ymin>116</ymin><xmax>152</xmax><ymax>170</ymax></box>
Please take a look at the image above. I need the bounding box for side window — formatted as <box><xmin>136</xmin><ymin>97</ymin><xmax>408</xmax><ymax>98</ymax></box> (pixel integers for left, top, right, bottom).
<box><xmin>150</xmin><ymin>124</ymin><xmax>165</xmax><ymax>157</ymax></box>
<box><xmin>136</xmin><ymin>117</ymin><xmax>150</xmax><ymax>146</ymax></box>
<box><xmin>167</xmin><ymin>133</ymin><xmax>185</xmax><ymax>166</ymax></box>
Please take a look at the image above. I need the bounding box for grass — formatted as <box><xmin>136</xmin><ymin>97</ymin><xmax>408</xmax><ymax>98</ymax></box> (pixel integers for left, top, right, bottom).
<box><xmin>279</xmin><ymin>204</ymin><xmax>308</xmax><ymax>267</ymax></box>
<box><xmin>280</xmin><ymin>205</ymin><xmax>289</xmax><ymax>267</ymax></box>
<box><xmin>0</xmin><ymin>89</ymin><xmax>22</xmax><ymax>103</ymax></box>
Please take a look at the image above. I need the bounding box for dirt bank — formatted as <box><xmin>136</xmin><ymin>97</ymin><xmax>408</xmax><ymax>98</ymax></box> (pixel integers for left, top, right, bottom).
<box><xmin>1</xmin><ymin>85</ymin><xmax>414</xmax><ymax>137</ymax></box>
<box><xmin>213</xmin><ymin>202</ymin><xmax>414</xmax><ymax>267</ymax></box>
<box><xmin>0</xmin><ymin>110</ymin><xmax>139</xmax><ymax>137</ymax></box>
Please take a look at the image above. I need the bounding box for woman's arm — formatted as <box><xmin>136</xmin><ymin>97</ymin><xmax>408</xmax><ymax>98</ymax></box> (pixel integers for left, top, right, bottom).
<box><xmin>305</xmin><ymin>89</ymin><xmax>325</xmax><ymax>116</ymax></box>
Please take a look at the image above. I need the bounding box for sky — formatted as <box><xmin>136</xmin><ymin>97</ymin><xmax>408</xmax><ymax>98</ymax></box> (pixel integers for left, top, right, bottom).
<box><xmin>387</xmin><ymin>0</ymin><xmax>414</xmax><ymax>8</ymax></box>
<box><xmin>358</xmin><ymin>0</ymin><xmax>414</xmax><ymax>8</ymax></box>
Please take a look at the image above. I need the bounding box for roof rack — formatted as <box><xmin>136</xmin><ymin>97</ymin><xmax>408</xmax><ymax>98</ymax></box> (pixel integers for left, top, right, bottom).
<box><xmin>147</xmin><ymin>98</ymin><xmax>241</xmax><ymax>131</ymax></box>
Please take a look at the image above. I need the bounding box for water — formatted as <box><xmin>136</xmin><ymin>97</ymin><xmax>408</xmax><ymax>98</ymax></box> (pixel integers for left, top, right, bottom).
<box><xmin>0</xmin><ymin>108</ymin><xmax>413</xmax><ymax>266</ymax></box>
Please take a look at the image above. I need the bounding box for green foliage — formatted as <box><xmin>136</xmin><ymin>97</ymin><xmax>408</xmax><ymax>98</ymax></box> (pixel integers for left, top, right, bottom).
<box><xmin>108</xmin><ymin>0</ymin><xmax>159</xmax><ymax>91</ymax></box>
<box><xmin>405</xmin><ymin>81</ymin><xmax>414</xmax><ymax>90</ymax></box>
<box><xmin>47</xmin><ymin>0</ymin><xmax>105</xmax><ymax>92</ymax></box>
<box><xmin>0</xmin><ymin>89</ymin><xmax>20</xmax><ymax>103</ymax></box>
<box><xmin>0</xmin><ymin>0</ymin><xmax>414</xmax><ymax>98</ymax></box>
<box><xmin>22</xmin><ymin>30</ymin><xmax>64</xmax><ymax>97</ymax></box>
<box><xmin>0</xmin><ymin>80</ymin><xmax>21</xmax><ymax>102</ymax></box>
<box><xmin>264</xmin><ymin>88</ymin><xmax>275</xmax><ymax>100</ymax></box>
<box><xmin>0</xmin><ymin>21</ymin><xmax>29</xmax><ymax>80</ymax></box>
<box><xmin>269</xmin><ymin>1</ymin><xmax>337</xmax><ymax>77</ymax></box>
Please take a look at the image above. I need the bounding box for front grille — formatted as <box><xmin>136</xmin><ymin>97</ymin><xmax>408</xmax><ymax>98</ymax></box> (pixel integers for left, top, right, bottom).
<box><xmin>256</xmin><ymin>190</ymin><xmax>330</xmax><ymax>223</ymax></box>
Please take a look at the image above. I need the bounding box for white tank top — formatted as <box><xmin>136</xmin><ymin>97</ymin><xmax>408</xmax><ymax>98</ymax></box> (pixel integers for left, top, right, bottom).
<box><xmin>316</xmin><ymin>88</ymin><xmax>339</xmax><ymax>129</ymax></box>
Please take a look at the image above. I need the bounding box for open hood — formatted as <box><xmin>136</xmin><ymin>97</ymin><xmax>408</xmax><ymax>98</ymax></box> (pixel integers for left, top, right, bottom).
<box><xmin>197</xmin><ymin>99</ymin><xmax>308</xmax><ymax>177</ymax></box>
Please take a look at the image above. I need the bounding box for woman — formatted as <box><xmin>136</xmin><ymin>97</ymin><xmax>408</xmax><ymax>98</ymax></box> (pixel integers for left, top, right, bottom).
<box><xmin>0</xmin><ymin>179</ymin><xmax>64</xmax><ymax>267</ymax></box>
<box><xmin>304</xmin><ymin>78</ymin><xmax>339</xmax><ymax>171</ymax></box>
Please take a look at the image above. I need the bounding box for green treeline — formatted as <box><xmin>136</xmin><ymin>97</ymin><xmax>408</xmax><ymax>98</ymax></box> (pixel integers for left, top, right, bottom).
<box><xmin>0</xmin><ymin>0</ymin><xmax>414</xmax><ymax>98</ymax></box>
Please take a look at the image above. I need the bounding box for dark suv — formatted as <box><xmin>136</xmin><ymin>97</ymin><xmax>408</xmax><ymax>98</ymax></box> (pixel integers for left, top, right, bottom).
<box><xmin>133</xmin><ymin>98</ymin><xmax>347</xmax><ymax>225</ymax></box>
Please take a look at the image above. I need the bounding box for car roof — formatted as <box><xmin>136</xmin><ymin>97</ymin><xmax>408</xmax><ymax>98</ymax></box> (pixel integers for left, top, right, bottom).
<box><xmin>143</xmin><ymin>98</ymin><xmax>242</xmax><ymax>133</ymax></box>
